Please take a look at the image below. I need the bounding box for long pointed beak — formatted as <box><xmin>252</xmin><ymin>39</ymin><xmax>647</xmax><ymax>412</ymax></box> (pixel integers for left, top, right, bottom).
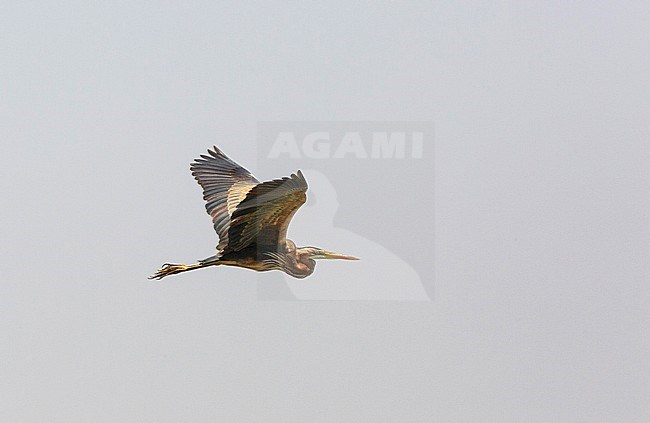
<box><xmin>312</xmin><ymin>250</ymin><xmax>359</xmax><ymax>260</ymax></box>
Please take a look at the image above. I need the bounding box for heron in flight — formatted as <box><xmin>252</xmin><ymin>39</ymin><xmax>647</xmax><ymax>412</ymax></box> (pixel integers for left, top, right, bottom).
<box><xmin>150</xmin><ymin>146</ymin><xmax>358</xmax><ymax>280</ymax></box>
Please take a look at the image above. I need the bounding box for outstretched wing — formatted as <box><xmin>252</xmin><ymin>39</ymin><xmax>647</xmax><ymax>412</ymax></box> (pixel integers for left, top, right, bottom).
<box><xmin>224</xmin><ymin>170</ymin><xmax>308</xmax><ymax>254</ymax></box>
<box><xmin>190</xmin><ymin>146</ymin><xmax>260</xmax><ymax>253</ymax></box>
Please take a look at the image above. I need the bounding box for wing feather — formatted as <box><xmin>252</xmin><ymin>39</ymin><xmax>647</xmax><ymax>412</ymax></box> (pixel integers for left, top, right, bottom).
<box><xmin>190</xmin><ymin>146</ymin><xmax>259</xmax><ymax>253</ymax></box>
<box><xmin>225</xmin><ymin>171</ymin><xmax>308</xmax><ymax>253</ymax></box>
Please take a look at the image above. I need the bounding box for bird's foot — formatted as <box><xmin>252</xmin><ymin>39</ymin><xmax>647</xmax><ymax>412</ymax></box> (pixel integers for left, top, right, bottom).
<box><xmin>148</xmin><ymin>263</ymin><xmax>189</xmax><ymax>280</ymax></box>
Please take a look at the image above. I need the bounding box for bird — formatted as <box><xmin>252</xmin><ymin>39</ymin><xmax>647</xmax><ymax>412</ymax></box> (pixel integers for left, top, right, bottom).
<box><xmin>149</xmin><ymin>146</ymin><xmax>358</xmax><ymax>280</ymax></box>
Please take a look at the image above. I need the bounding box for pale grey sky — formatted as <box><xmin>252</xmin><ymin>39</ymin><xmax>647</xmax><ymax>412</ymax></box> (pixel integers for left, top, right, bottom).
<box><xmin>1</xmin><ymin>1</ymin><xmax>648</xmax><ymax>421</ymax></box>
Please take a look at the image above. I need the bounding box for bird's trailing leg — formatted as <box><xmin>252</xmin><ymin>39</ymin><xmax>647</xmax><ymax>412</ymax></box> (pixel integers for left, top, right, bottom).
<box><xmin>148</xmin><ymin>261</ymin><xmax>216</xmax><ymax>280</ymax></box>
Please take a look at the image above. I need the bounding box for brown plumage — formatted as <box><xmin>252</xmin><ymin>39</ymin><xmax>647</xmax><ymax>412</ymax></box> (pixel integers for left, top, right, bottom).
<box><xmin>149</xmin><ymin>146</ymin><xmax>358</xmax><ymax>280</ymax></box>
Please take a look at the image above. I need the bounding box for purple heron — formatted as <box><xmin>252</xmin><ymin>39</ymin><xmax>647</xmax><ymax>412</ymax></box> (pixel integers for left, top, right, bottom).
<box><xmin>149</xmin><ymin>146</ymin><xmax>358</xmax><ymax>280</ymax></box>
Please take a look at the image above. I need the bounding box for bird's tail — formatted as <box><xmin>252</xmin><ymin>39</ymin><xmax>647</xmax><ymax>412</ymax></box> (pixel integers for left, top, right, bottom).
<box><xmin>148</xmin><ymin>260</ymin><xmax>217</xmax><ymax>280</ymax></box>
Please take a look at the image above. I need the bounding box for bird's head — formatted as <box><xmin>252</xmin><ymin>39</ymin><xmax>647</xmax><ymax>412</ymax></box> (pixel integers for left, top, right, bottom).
<box><xmin>296</xmin><ymin>246</ymin><xmax>359</xmax><ymax>262</ymax></box>
<box><xmin>275</xmin><ymin>241</ymin><xmax>359</xmax><ymax>278</ymax></box>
